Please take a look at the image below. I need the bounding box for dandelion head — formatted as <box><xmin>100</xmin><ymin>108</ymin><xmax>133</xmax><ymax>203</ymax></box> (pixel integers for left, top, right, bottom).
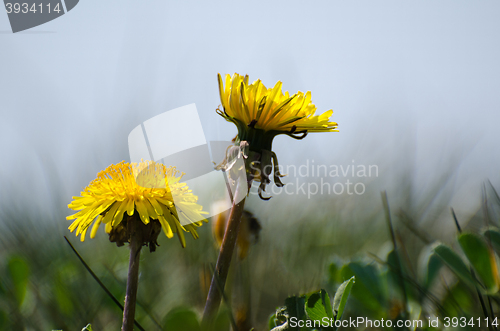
<box><xmin>67</xmin><ymin>161</ymin><xmax>208</xmax><ymax>250</ymax></box>
<box><xmin>216</xmin><ymin>73</ymin><xmax>338</xmax><ymax>199</ymax></box>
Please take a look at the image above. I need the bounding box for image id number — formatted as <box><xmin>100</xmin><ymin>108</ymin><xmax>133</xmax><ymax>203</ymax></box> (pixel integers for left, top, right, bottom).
<box><xmin>5</xmin><ymin>3</ymin><xmax>62</xmax><ymax>14</ymax></box>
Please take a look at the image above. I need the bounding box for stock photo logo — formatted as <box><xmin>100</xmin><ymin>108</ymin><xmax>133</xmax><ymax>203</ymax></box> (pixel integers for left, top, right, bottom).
<box><xmin>4</xmin><ymin>0</ymin><xmax>78</xmax><ymax>32</ymax></box>
<box><xmin>128</xmin><ymin>104</ymin><xmax>247</xmax><ymax>225</ymax></box>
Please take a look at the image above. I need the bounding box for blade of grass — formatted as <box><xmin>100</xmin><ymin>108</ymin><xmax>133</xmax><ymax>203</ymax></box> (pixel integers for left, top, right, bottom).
<box><xmin>381</xmin><ymin>191</ymin><xmax>408</xmax><ymax>318</ymax></box>
<box><xmin>208</xmin><ymin>263</ymin><xmax>238</xmax><ymax>331</ymax></box>
<box><xmin>481</xmin><ymin>185</ymin><xmax>499</xmax><ymax>331</ymax></box>
<box><xmin>450</xmin><ymin>209</ymin><xmax>495</xmax><ymax>331</ymax></box>
<box><xmin>101</xmin><ymin>264</ymin><xmax>163</xmax><ymax>330</ymax></box>
<box><xmin>64</xmin><ymin>237</ymin><xmax>145</xmax><ymax>331</ymax></box>
<box><xmin>439</xmin><ymin>274</ymin><xmax>466</xmax><ymax>317</ymax></box>
<box><xmin>369</xmin><ymin>253</ymin><xmax>449</xmax><ymax>318</ymax></box>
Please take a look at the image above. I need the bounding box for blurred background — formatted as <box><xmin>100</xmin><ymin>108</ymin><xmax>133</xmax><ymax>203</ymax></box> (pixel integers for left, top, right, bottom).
<box><xmin>1</xmin><ymin>1</ymin><xmax>499</xmax><ymax>330</ymax></box>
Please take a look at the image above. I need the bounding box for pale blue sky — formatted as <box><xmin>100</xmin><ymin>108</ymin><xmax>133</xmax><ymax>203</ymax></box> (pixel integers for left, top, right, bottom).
<box><xmin>1</xmin><ymin>0</ymin><xmax>499</xmax><ymax>217</ymax></box>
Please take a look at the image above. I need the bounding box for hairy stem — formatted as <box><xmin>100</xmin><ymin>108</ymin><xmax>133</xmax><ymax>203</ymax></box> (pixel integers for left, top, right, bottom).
<box><xmin>202</xmin><ymin>182</ymin><xmax>246</xmax><ymax>329</ymax></box>
<box><xmin>122</xmin><ymin>220</ymin><xmax>142</xmax><ymax>331</ymax></box>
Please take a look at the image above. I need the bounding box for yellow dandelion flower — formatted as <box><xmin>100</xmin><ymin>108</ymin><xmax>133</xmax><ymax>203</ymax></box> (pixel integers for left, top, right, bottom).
<box><xmin>216</xmin><ymin>73</ymin><xmax>338</xmax><ymax>199</ymax></box>
<box><xmin>67</xmin><ymin>161</ymin><xmax>208</xmax><ymax>249</ymax></box>
<box><xmin>217</xmin><ymin>73</ymin><xmax>337</xmax><ymax>148</ymax></box>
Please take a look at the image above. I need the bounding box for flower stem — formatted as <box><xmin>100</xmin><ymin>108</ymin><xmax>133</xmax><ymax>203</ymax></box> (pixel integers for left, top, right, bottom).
<box><xmin>202</xmin><ymin>182</ymin><xmax>247</xmax><ymax>329</ymax></box>
<box><xmin>122</xmin><ymin>220</ymin><xmax>142</xmax><ymax>331</ymax></box>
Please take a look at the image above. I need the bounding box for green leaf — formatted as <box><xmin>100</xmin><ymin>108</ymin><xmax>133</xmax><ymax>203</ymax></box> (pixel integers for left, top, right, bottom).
<box><xmin>441</xmin><ymin>281</ymin><xmax>474</xmax><ymax>316</ymax></box>
<box><xmin>425</xmin><ymin>253</ymin><xmax>443</xmax><ymax>289</ymax></box>
<box><xmin>340</xmin><ymin>263</ymin><xmax>383</xmax><ymax>313</ymax></box>
<box><xmin>433</xmin><ymin>243</ymin><xmax>476</xmax><ymax>287</ymax></box>
<box><xmin>7</xmin><ymin>256</ymin><xmax>30</xmax><ymax>305</ymax></box>
<box><xmin>483</xmin><ymin>228</ymin><xmax>500</xmax><ymax>254</ymax></box>
<box><xmin>332</xmin><ymin>277</ymin><xmax>355</xmax><ymax>321</ymax></box>
<box><xmin>269</xmin><ymin>313</ymin><xmax>278</xmax><ymax>329</ymax></box>
<box><xmin>305</xmin><ymin>289</ymin><xmax>333</xmax><ymax>322</ymax></box>
<box><xmin>458</xmin><ymin>233</ymin><xmax>499</xmax><ymax>293</ymax></box>
<box><xmin>284</xmin><ymin>295</ymin><xmax>306</xmax><ymax>330</ymax></box>
<box><xmin>213</xmin><ymin>310</ymin><xmax>230</xmax><ymax>331</ymax></box>
<box><xmin>163</xmin><ymin>307</ymin><xmax>200</xmax><ymax>331</ymax></box>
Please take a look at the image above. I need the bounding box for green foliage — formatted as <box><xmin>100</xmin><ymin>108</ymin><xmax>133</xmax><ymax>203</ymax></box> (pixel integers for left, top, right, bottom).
<box><xmin>433</xmin><ymin>243</ymin><xmax>476</xmax><ymax>287</ymax></box>
<box><xmin>483</xmin><ymin>228</ymin><xmax>500</xmax><ymax>254</ymax></box>
<box><xmin>340</xmin><ymin>262</ymin><xmax>386</xmax><ymax>315</ymax></box>
<box><xmin>434</xmin><ymin>228</ymin><xmax>500</xmax><ymax>297</ymax></box>
<box><xmin>327</xmin><ymin>263</ymin><xmax>339</xmax><ymax>285</ymax></box>
<box><xmin>458</xmin><ymin>232</ymin><xmax>498</xmax><ymax>293</ymax></box>
<box><xmin>424</xmin><ymin>253</ymin><xmax>443</xmax><ymax>289</ymax></box>
<box><xmin>323</xmin><ymin>225</ymin><xmax>500</xmax><ymax>329</ymax></box>
<box><xmin>306</xmin><ymin>290</ymin><xmax>333</xmax><ymax>322</ymax></box>
<box><xmin>386</xmin><ymin>249</ymin><xmax>417</xmax><ymax>302</ymax></box>
<box><xmin>332</xmin><ymin>277</ymin><xmax>354</xmax><ymax>321</ymax></box>
<box><xmin>0</xmin><ymin>311</ymin><xmax>6</xmax><ymax>330</ymax></box>
<box><xmin>53</xmin><ymin>267</ymin><xmax>75</xmax><ymax>316</ymax></box>
<box><xmin>1</xmin><ymin>168</ymin><xmax>499</xmax><ymax>330</ymax></box>
<box><xmin>269</xmin><ymin>279</ymin><xmax>354</xmax><ymax>330</ymax></box>
<box><xmin>284</xmin><ymin>295</ymin><xmax>307</xmax><ymax>327</ymax></box>
<box><xmin>163</xmin><ymin>307</ymin><xmax>200</xmax><ymax>331</ymax></box>
<box><xmin>212</xmin><ymin>310</ymin><xmax>230</xmax><ymax>331</ymax></box>
<box><xmin>7</xmin><ymin>255</ymin><xmax>30</xmax><ymax>306</ymax></box>
<box><xmin>441</xmin><ymin>281</ymin><xmax>474</xmax><ymax>317</ymax></box>
<box><xmin>429</xmin><ymin>226</ymin><xmax>500</xmax><ymax>328</ymax></box>
<box><xmin>162</xmin><ymin>306</ymin><xmax>229</xmax><ymax>331</ymax></box>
